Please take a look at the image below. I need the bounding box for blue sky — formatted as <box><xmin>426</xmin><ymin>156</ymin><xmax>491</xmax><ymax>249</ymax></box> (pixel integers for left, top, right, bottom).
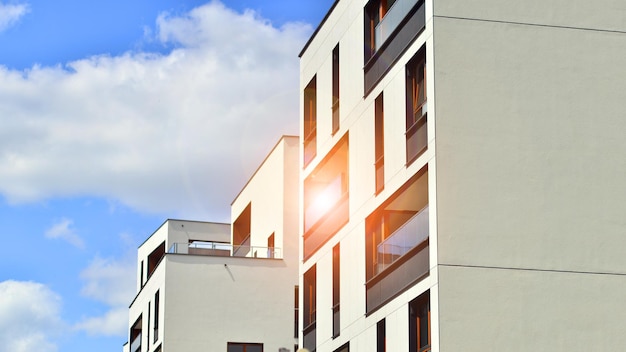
<box><xmin>0</xmin><ymin>1</ymin><xmax>333</xmax><ymax>351</ymax></box>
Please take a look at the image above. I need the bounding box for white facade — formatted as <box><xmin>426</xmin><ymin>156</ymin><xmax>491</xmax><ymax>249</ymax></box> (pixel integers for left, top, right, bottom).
<box><xmin>124</xmin><ymin>136</ymin><xmax>300</xmax><ymax>352</ymax></box>
<box><xmin>299</xmin><ymin>0</ymin><xmax>626</xmax><ymax>351</ymax></box>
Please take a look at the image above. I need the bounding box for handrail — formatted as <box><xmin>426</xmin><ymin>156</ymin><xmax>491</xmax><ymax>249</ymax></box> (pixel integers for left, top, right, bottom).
<box><xmin>168</xmin><ymin>241</ymin><xmax>282</xmax><ymax>259</ymax></box>
<box><xmin>376</xmin><ymin>205</ymin><xmax>429</xmax><ymax>274</ymax></box>
<box><xmin>375</xmin><ymin>0</ymin><xmax>419</xmax><ymax>50</ymax></box>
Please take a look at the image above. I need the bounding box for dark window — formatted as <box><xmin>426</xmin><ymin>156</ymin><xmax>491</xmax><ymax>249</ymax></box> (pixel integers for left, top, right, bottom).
<box><xmin>227</xmin><ymin>342</ymin><xmax>263</xmax><ymax>352</ymax></box>
<box><xmin>294</xmin><ymin>286</ymin><xmax>299</xmax><ymax>338</ymax></box>
<box><xmin>332</xmin><ymin>44</ymin><xmax>340</xmax><ymax>134</ymax></box>
<box><xmin>406</xmin><ymin>47</ymin><xmax>427</xmax><ymax>165</ymax></box>
<box><xmin>365</xmin><ymin>167</ymin><xmax>430</xmax><ymax>313</ymax></box>
<box><xmin>147</xmin><ymin>242</ymin><xmax>165</xmax><ymax>279</ymax></box>
<box><xmin>129</xmin><ymin>315</ymin><xmax>142</xmax><ymax>352</ymax></box>
<box><xmin>154</xmin><ymin>290</ymin><xmax>159</xmax><ymax>343</ymax></box>
<box><xmin>233</xmin><ymin>203</ymin><xmax>251</xmax><ymax>257</ymax></box>
<box><xmin>377</xmin><ymin>319</ymin><xmax>386</xmax><ymax>352</ymax></box>
<box><xmin>267</xmin><ymin>233</ymin><xmax>275</xmax><ymax>258</ymax></box>
<box><xmin>303</xmin><ymin>134</ymin><xmax>349</xmax><ymax>260</ymax></box>
<box><xmin>374</xmin><ymin>93</ymin><xmax>385</xmax><ymax>194</ymax></box>
<box><xmin>334</xmin><ymin>342</ymin><xmax>350</xmax><ymax>352</ymax></box>
<box><xmin>147</xmin><ymin>302</ymin><xmax>150</xmax><ymax>350</ymax></box>
<box><xmin>140</xmin><ymin>260</ymin><xmax>144</xmax><ymax>287</ymax></box>
<box><xmin>409</xmin><ymin>292</ymin><xmax>431</xmax><ymax>352</ymax></box>
<box><xmin>304</xmin><ymin>76</ymin><xmax>317</xmax><ymax>167</ymax></box>
<box><xmin>332</xmin><ymin>243</ymin><xmax>340</xmax><ymax>338</ymax></box>
<box><xmin>303</xmin><ymin>266</ymin><xmax>317</xmax><ymax>351</ymax></box>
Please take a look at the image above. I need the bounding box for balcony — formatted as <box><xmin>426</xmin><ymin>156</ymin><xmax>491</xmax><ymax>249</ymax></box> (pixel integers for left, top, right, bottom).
<box><xmin>374</xmin><ymin>0</ymin><xmax>419</xmax><ymax>51</ymax></box>
<box><xmin>168</xmin><ymin>241</ymin><xmax>282</xmax><ymax>259</ymax></box>
<box><xmin>376</xmin><ymin>205</ymin><xmax>428</xmax><ymax>275</ymax></box>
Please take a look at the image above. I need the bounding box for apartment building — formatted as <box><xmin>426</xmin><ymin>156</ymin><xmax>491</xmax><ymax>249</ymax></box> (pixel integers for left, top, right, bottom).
<box><xmin>298</xmin><ymin>1</ymin><xmax>626</xmax><ymax>351</ymax></box>
<box><xmin>123</xmin><ymin>136</ymin><xmax>300</xmax><ymax>352</ymax></box>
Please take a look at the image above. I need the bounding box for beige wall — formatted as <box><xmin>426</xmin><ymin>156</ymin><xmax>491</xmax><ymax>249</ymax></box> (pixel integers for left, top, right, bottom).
<box><xmin>438</xmin><ymin>265</ymin><xmax>626</xmax><ymax>351</ymax></box>
<box><xmin>433</xmin><ymin>2</ymin><xmax>626</xmax><ymax>350</ymax></box>
<box><xmin>162</xmin><ymin>255</ymin><xmax>297</xmax><ymax>351</ymax></box>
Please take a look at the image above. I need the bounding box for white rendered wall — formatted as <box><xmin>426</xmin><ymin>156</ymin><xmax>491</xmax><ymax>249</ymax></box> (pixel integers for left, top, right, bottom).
<box><xmin>433</xmin><ymin>0</ymin><xmax>626</xmax><ymax>350</ymax></box>
<box><xmin>162</xmin><ymin>255</ymin><xmax>297</xmax><ymax>351</ymax></box>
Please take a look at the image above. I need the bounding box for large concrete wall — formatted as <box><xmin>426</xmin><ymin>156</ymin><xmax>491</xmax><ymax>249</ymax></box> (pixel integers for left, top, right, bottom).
<box><xmin>433</xmin><ymin>1</ymin><xmax>626</xmax><ymax>350</ymax></box>
<box><xmin>162</xmin><ymin>255</ymin><xmax>297</xmax><ymax>351</ymax></box>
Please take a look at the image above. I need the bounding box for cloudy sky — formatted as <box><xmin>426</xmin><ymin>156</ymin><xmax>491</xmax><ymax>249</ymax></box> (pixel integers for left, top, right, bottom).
<box><xmin>0</xmin><ymin>0</ymin><xmax>333</xmax><ymax>351</ymax></box>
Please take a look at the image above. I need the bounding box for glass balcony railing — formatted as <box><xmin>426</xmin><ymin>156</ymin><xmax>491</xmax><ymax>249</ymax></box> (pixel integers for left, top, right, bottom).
<box><xmin>376</xmin><ymin>205</ymin><xmax>428</xmax><ymax>274</ymax></box>
<box><xmin>168</xmin><ymin>241</ymin><xmax>282</xmax><ymax>259</ymax></box>
<box><xmin>375</xmin><ymin>0</ymin><xmax>419</xmax><ymax>50</ymax></box>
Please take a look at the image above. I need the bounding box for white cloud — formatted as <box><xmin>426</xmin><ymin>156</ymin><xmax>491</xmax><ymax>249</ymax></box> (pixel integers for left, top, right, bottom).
<box><xmin>44</xmin><ymin>218</ymin><xmax>85</xmax><ymax>248</ymax></box>
<box><xmin>0</xmin><ymin>0</ymin><xmax>311</xmax><ymax>220</ymax></box>
<box><xmin>74</xmin><ymin>254</ymin><xmax>136</xmax><ymax>336</ymax></box>
<box><xmin>0</xmin><ymin>2</ymin><xmax>29</xmax><ymax>32</ymax></box>
<box><xmin>0</xmin><ymin>280</ymin><xmax>63</xmax><ymax>352</ymax></box>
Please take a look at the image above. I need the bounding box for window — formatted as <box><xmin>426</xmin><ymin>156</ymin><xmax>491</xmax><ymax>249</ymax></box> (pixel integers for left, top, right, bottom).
<box><xmin>374</xmin><ymin>93</ymin><xmax>385</xmax><ymax>194</ymax></box>
<box><xmin>303</xmin><ymin>266</ymin><xmax>317</xmax><ymax>351</ymax></box>
<box><xmin>140</xmin><ymin>260</ymin><xmax>144</xmax><ymax>287</ymax></box>
<box><xmin>334</xmin><ymin>342</ymin><xmax>350</xmax><ymax>352</ymax></box>
<box><xmin>147</xmin><ymin>302</ymin><xmax>150</xmax><ymax>350</ymax></box>
<box><xmin>267</xmin><ymin>233</ymin><xmax>275</xmax><ymax>258</ymax></box>
<box><xmin>233</xmin><ymin>203</ymin><xmax>251</xmax><ymax>257</ymax></box>
<box><xmin>304</xmin><ymin>76</ymin><xmax>317</xmax><ymax>167</ymax></box>
<box><xmin>154</xmin><ymin>290</ymin><xmax>160</xmax><ymax>343</ymax></box>
<box><xmin>129</xmin><ymin>315</ymin><xmax>142</xmax><ymax>352</ymax></box>
<box><xmin>332</xmin><ymin>243</ymin><xmax>340</xmax><ymax>338</ymax></box>
<box><xmin>406</xmin><ymin>47</ymin><xmax>427</xmax><ymax>164</ymax></box>
<box><xmin>365</xmin><ymin>167</ymin><xmax>429</xmax><ymax>313</ymax></box>
<box><xmin>409</xmin><ymin>292</ymin><xmax>431</xmax><ymax>352</ymax></box>
<box><xmin>332</xmin><ymin>44</ymin><xmax>340</xmax><ymax>134</ymax></box>
<box><xmin>294</xmin><ymin>286</ymin><xmax>299</xmax><ymax>338</ymax></box>
<box><xmin>303</xmin><ymin>134</ymin><xmax>349</xmax><ymax>259</ymax></box>
<box><xmin>147</xmin><ymin>242</ymin><xmax>165</xmax><ymax>279</ymax></box>
<box><xmin>227</xmin><ymin>342</ymin><xmax>263</xmax><ymax>352</ymax></box>
<box><xmin>377</xmin><ymin>319</ymin><xmax>386</xmax><ymax>352</ymax></box>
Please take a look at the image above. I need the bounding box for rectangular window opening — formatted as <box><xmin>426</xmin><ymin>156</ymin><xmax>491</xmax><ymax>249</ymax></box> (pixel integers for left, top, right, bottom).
<box><xmin>233</xmin><ymin>203</ymin><xmax>252</xmax><ymax>257</ymax></box>
<box><xmin>227</xmin><ymin>342</ymin><xmax>264</xmax><ymax>352</ymax></box>
<box><xmin>406</xmin><ymin>46</ymin><xmax>427</xmax><ymax>165</ymax></box>
<box><xmin>304</xmin><ymin>76</ymin><xmax>317</xmax><ymax>167</ymax></box>
<box><xmin>365</xmin><ymin>166</ymin><xmax>429</xmax><ymax>313</ymax></box>
<box><xmin>332</xmin><ymin>243</ymin><xmax>341</xmax><ymax>338</ymax></box>
<box><xmin>303</xmin><ymin>266</ymin><xmax>317</xmax><ymax>351</ymax></box>
<box><xmin>409</xmin><ymin>291</ymin><xmax>431</xmax><ymax>352</ymax></box>
<box><xmin>332</xmin><ymin>44</ymin><xmax>340</xmax><ymax>135</ymax></box>
<box><xmin>377</xmin><ymin>319</ymin><xmax>386</xmax><ymax>352</ymax></box>
<box><xmin>375</xmin><ymin>93</ymin><xmax>385</xmax><ymax>194</ymax></box>
<box><xmin>303</xmin><ymin>134</ymin><xmax>349</xmax><ymax>260</ymax></box>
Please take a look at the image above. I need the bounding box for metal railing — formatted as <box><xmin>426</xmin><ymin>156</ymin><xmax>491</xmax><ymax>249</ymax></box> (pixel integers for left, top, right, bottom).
<box><xmin>376</xmin><ymin>205</ymin><xmax>429</xmax><ymax>274</ymax></box>
<box><xmin>168</xmin><ymin>241</ymin><xmax>282</xmax><ymax>259</ymax></box>
<box><xmin>375</xmin><ymin>0</ymin><xmax>419</xmax><ymax>50</ymax></box>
